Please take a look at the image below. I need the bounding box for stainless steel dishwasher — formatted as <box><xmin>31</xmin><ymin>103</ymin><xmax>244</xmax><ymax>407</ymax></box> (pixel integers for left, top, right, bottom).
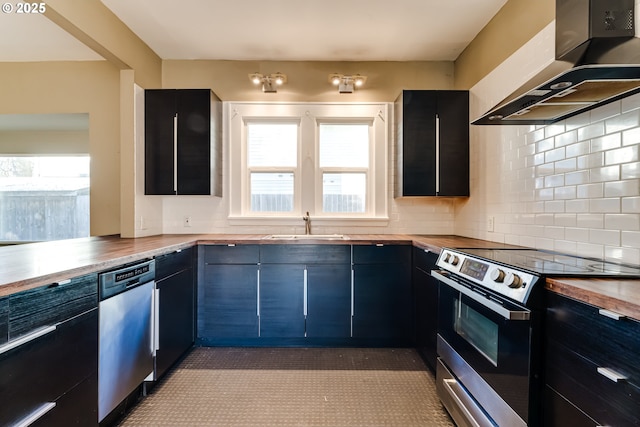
<box><xmin>98</xmin><ymin>259</ymin><xmax>156</xmax><ymax>422</ymax></box>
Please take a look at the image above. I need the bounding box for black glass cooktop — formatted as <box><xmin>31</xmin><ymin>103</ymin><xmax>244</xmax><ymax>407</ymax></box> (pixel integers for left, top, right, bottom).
<box><xmin>455</xmin><ymin>248</ymin><xmax>640</xmax><ymax>277</ymax></box>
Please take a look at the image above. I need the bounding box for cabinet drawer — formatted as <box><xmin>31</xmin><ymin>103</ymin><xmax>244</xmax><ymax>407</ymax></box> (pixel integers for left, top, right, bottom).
<box><xmin>203</xmin><ymin>244</ymin><xmax>259</xmax><ymax>264</ymax></box>
<box><xmin>33</xmin><ymin>374</ymin><xmax>98</xmax><ymax>427</ymax></box>
<box><xmin>0</xmin><ymin>307</ymin><xmax>98</xmax><ymax>426</ymax></box>
<box><xmin>546</xmin><ymin>292</ymin><xmax>640</xmax><ymax>388</ymax></box>
<box><xmin>413</xmin><ymin>246</ymin><xmax>438</xmax><ymax>272</ymax></box>
<box><xmin>0</xmin><ymin>297</ymin><xmax>7</xmax><ymax>345</ymax></box>
<box><xmin>260</xmin><ymin>244</ymin><xmax>351</xmax><ymax>264</ymax></box>
<box><xmin>8</xmin><ymin>273</ymin><xmax>98</xmax><ymax>339</ymax></box>
<box><xmin>156</xmin><ymin>247</ymin><xmax>193</xmax><ymax>280</ymax></box>
<box><xmin>353</xmin><ymin>244</ymin><xmax>411</xmax><ymax>264</ymax></box>
<box><xmin>544</xmin><ymin>385</ymin><xmax>597</xmax><ymax>427</ymax></box>
<box><xmin>546</xmin><ymin>338</ymin><xmax>640</xmax><ymax>426</ymax></box>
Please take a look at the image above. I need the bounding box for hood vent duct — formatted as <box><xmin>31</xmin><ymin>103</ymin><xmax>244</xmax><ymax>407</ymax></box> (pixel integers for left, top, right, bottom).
<box><xmin>473</xmin><ymin>0</ymin><xmax>640</xmax><ymax>125</ymax></box>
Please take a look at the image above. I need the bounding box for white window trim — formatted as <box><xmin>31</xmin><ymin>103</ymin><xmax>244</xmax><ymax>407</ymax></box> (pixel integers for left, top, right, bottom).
<box><xmin>227</xmin><ymin>102</ymin><xmax>389</xmax><ymax>226</ymax></box>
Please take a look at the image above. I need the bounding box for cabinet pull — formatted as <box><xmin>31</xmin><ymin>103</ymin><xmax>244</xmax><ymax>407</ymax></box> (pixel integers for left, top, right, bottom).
<box><xmin>0</xmin><ymin>325</ymin><xmax>57</xmax><ymax>356</ymax></box>
<box><xmin>351</xmin><ymin>268</ymin><xmax>355</xmax><ymax>317</ymax></box>
<box><xmin>256</xmin><ymin>269</ymin><xmax>260</xmax><ymax>316</ymax></box>
<box><xmin>173</xmin><ymin>113</ymin><xmax>178</xmax><ymax>194</ymax></box>
<box><xmin>435</xmin><ymin>114</ymin><xmax>440</xmax><ymax>194</ymax></box>
<box><xmin>152</xmin><ymin>287</ymin><xmax>160</xmax><ymax>353</ymax></box>
<box><xmin>13</xmin><ymin>402</ymin><xmax>56</xmax><ymax>427</ymax></box>
<box><xmin>303</xmin><ymin>268</ymin><xmax>308</xmax><ymax>316</ymax></box>
<box><xmin>598</xmin><ymin>308</ymin><xmax>625</xmax><ymax>321</ymax></box>
<box><xmin>597</xmin><ymin>367</ymin><xmax>628</xmax><ymax>383</ymax></box>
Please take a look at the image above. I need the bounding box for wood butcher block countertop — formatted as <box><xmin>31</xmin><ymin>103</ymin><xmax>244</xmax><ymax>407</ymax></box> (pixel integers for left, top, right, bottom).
<box><xmin>2</xmin><ymin>233</ymin><xmax>639</xmax><ymax>318</ymax></box>
<box><xmin>0</xmin><ymin>234</ymin><xmax>517</xmax><ymax>297</ymax></box>
<box><xmin>546</xmin><ymin>277</ymin><xmax>640</xmax><ymax>321</ymax></box>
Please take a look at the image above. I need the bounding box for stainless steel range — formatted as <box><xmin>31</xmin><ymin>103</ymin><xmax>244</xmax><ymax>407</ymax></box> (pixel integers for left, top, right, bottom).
<box><xmin>431</xmin><ymin>247</ymin><xmax>640</xmax><ymax>427</ymax></box>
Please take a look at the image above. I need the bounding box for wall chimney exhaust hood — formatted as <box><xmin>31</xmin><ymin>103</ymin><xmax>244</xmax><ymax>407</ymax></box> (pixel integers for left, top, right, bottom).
<box><xmin>473</xmin><ymin>0</ymin><xmax>640</xmax><ymax>125</ymax></box>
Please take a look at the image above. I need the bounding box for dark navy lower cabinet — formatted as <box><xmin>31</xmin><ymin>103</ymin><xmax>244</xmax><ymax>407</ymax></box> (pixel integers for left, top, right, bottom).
<box><xmin>544</xmin><ymin>292</ymin><xmax>640</xmax><ymax>426</ymax></box>
<box><xmin>412</xmin><ymin>247</ymin><xmax>439</xmax><ymax>371</ymax></box>
<box><xmin>259</xmin><ymin>263</ymin><xmax>306</xmax><ymax>338</ymax></box>
<box><xmin>352</xmin><ymin>244</ymin><xmax>412</xmax><ymax>345</ymax></box>
<box><xmin>155</xmin><ymin>248</ymin><xmax>195</xmax><ymax>379</ymax></box>
<box><xmin>198</xmin><ymin>245</ymin><xmax>260</xmax><ymax>345</ymax></box>
<box><xmin>306</xmin><ymin>264</ymin><xmax>351</xmax><ymax>339</ymax></box>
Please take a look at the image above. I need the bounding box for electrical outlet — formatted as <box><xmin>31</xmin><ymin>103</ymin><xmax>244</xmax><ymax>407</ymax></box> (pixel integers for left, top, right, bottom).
<box><xmin>487</xmin><ymin>216</ymin><xmax>495</xmax><ymax>232</ymax></box>
<box><xmin>184</xmin><ymin>216</ymin><xmax>192</xmax><ymax>227</ymax></box>
<box><xmin>139</xmin><ymin>216</ymin><xmax>146</xmax><ymax>230</ymax></box>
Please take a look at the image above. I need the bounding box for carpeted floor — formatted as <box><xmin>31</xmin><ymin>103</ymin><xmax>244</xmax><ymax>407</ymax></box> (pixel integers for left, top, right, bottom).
<box><xmin>117</xmin><ymin>347</ymin><xmax>454</xmax><ymax>427</ymax></box>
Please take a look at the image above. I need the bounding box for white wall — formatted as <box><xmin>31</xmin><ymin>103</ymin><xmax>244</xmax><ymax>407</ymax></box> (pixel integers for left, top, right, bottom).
<box><xmin>458</xmin><ymin>23</ymin><xmax>640</xmax><ymax>264</ymax></box>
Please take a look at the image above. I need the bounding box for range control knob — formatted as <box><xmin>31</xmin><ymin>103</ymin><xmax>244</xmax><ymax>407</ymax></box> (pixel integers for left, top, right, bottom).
<box><xmin>443</xmin><ymin>253</ymin><xmax>451</xmax><ymax>263</ymax></box>
<box><xmin>505</xmin><ymin>272</ymin><xmax>523</xmax><ymax>288</ymax></box>
<box><xmin>490</xmin><ymin>268</ymin><xmax>506</xmax><ymax>282</ymax></box>
<box><xmin>451</xmin><ymin>256</ymin><xmax>460</xmax><ymax>266</ymax></box>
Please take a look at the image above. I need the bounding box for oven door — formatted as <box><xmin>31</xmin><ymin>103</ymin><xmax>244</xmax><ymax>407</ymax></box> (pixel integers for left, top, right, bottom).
<box><xmin>433</xmin><ymin>270</ymin><xmax>533</xmax><ymax>427</ymax></box>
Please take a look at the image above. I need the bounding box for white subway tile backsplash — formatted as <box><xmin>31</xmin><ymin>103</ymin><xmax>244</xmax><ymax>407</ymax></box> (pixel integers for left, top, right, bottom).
<box><xmin>545</xmin><ymin>147</ymin><xmax>565</xmax><ymax>163</ymax></box>
<box><xmin>604</xmin><ymin>180</ymin><xmax>640</xmax><ymax>197</ymax></box>
<box><xmin>554</xmin><ymin>214</ymin><xmax>577</xmax><ymax>227</ymax></box>
<box><xmin>554</xmin><ymin>158</ymin><xmax>576</xmax><ymax>173</ymax></box>
<box><xmin>537</xmin><ymin>138</ymin><xmax>555</xmax><ymax>153</ymax></box>
<box><xmin>622</xmin><ymin>230</ymin><xmax>640</xmax><ymax>248</ymax></box>
<box><xmin>577</xmin><ymin>122</ymin><xmax>605</xmax><ymax>141</ymax></box>
<box><xmin>576</xmin><ymin>242</ymin><xmax>604</xmax><ymax>259</ymax></box>
<box><xmin>555</xmin><ymin>130</ymin><xmax>577</xmax><ymax>147</ymax></box>
<box><xmin>605</xmin><ymin>145</ymin><xmax>639</xmax><ymax>165</ymax></box>
<box><xmin>621</xmin><ymin>92</ymin><xmax>640</xmax><ymax>113</ymax></box>
<box><xmin>622</xmin><ymin>127</ymin><xmax>640</xmax><ymax>146</ymax></box>
<box><xmin>606</xmin><ymin>109</ymin><xmax>640</xmax><ymax>133</ymax></box>
<box><xmin>576</xmin><ymin>183</ymin><xmax>603</xmax><ymax>199</ymax></box>
<box><xmin>622</xmin><ymin>197</ymin><xmax>640</xmax><ymax>213</ymax></box>
<box><xmin>565</xmin><ymin>141</ymin><xmax>590</xmax><ymax>158</ymax></box>
<box><xmin>565</xmin><ymin>170</ymin><xmax>590</xmax><ymax>185</ymax></box>
<box><xmin>589</xmin><ymin>229</ymin><xmax>620</xmax><ymax>246</ymax></box>
<box><xmin>589</xmin><ymin>165</ymin><xmax>620</xmax><ymax>183</ymax></box>
<box><xmin>565</xmin><ymin>199</ymin><xmax>590</xmax><ymax>212</ymax></box>
<box><xmin>544</xmin><ymin>200</ymin><xmax>565</xmax><ymax>213</ymax></box>
<box><xmin>544</xmin><ymin>174</ymin><xmax>564</xmax><ymax>188</ymax></box>
<box><xmin>565</xmin><ymin>227</ymin><xmax>590</xmax><ymax>242</ymax></box>
<box><xmin>554</xmin><ymin>186</ymin><xmax>576</xmax><ymax>200</ymax></box>
<box><xmin>577</xmin><ymin>213</ymin><xmax>604</xmax><ymax>229</ymax></box>
<box><xmin>589</xmin><ymin>198</ymin><xmax>621</xmax><ymax>213</ymax></box>
<box><xmin>591</xmin><ymin>133</ymin><xmax>621</xmax><ymax>152</ymax></box>
<box><xmin>622</xmin><ymin>162</ymin><xmax>640</xmax><ymax>179</ymax></box>
<box><xmin>577</xmin><ymin>152</ymin><xmax>605</xmax><ymax>169</ymax></box>
<box><xmin>605</xmin><ymin>214</ymin><xmax>640</xmax><ymax>231</ymax></box>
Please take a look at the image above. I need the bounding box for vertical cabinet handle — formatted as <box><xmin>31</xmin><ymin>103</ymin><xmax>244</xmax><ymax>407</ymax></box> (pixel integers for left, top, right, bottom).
<box><xmin>435</xmin><ymin>114</ymin><xmax>440</xmax><ymax>194</ymax></box>
<box><xmin>14</xmin><ymin>402</ymin><xmax>57</xmax><ymax>427</ymax></box>
<box><xmin>173</xmin><ymin>114</ymin><xmax>178</xmax><ymax>194</ymax></box>
<box><xmin>256</xmin><ymin>269</ymin><xmax>260</xmax><ymax>317</ymax></box>
<box><xmin>153</xmin><ymin>287</ymin><xmax>160</xmax><ymax>352</ymax></box>
<box><xmin>303</xmin><ymin>268</ymin><xmax>308</xmax><ymax>316</ymax></box>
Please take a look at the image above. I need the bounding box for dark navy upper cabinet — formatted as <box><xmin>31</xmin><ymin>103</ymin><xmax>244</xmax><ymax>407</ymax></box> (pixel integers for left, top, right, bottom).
<box><xmin>394</xmin><ymin>90</ymin><xmax>469</xmax><ymax>197</ymax></box>
<box><xmin>145</xmin><ymin>89</ymin><xmax>222</xmax><ymax>196</ymax></box>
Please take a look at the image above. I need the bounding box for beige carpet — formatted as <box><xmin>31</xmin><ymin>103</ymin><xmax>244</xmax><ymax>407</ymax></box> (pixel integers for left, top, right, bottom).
<box><xmin>118</xmin><ymin>347</ymin><xmax>454</xmax><ymax>427</ymax></box>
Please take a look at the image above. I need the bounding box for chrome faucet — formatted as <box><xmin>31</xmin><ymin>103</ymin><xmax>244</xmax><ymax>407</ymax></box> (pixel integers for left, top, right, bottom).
<box><xmin>303</xmin><ymin>211</ymin><xmax>311</xmax><ymax>235</ymax></box>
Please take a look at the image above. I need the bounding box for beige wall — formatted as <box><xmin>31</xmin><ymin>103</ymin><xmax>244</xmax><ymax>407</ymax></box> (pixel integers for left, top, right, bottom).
<box><xmin>454</xmin><ymin>0</ymin><xmax>554</xmax><ymax>89</ymax></box>
<box><xmin>162</xmin><ymin>60</ymin><xmax>455</xmax><ymax>101</ymax></box>
<box><xmin>0</xmin><ymin>130</ymin><xmax>89</xmax><ymax>154</ymax></box>
<box><xmin>0</xmin><ymin>61</ymin><xmax>121</xmax><ymax>236</ymax></box>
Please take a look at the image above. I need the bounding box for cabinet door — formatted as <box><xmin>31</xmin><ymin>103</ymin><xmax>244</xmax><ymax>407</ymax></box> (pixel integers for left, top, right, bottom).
<box><xmin>353</xmin><ymin>262</ymin><xmax>412</xmax><ymax>343</ymax></box>
<box><xmin>437</xmin><ymin>90</ymin><xmax>469</xmax><ymax>196</ymax></box>
<box><xmin>413</xmin><ymin>247</ymin><xmax>439</xmax><ymax>371</ymax></box>
<box><xmin>259</xmin><ymin>264</ymin><xmax>305</xmax><ymax>338</ymax></box>
<box><xmin>306</xmin><ymin>264</ymin><xmax>352</xmax><ymax>338</ymax></box>
<box><xmin>145</xmin><ymin>89</ymin><xmax>177</xmax><ymax>195</ymax></box>
<box><xmin>156</xmin><ymin>268</ymin><xmax>194</xmax><ymax>378</ymax></box>
<box><xmin>398</xmin><ymin>90</ymin><xmax>437</xmax><ymax>196</ymax></box>
<box><xmin>176</xmin><ymin>89</ymin><xmax>211</xmax><ymax>195</ymax></box>
<box><xmin>200</xmin><ymin>264</ymin><xmax>259</xmax><ymax>341</ymax></box>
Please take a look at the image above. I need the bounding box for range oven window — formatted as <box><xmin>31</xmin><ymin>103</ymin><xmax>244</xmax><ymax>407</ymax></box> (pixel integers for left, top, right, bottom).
<box><xmin>454</xmin><ymin>297</ymin><xmax>499</xmax><ymax>366</ymax></box>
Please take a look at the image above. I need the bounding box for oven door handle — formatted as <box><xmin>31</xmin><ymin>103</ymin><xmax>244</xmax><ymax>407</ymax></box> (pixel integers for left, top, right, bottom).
<box><xmin>431</xmin><ymin>270</ymin><xmax>530</xmax><ymax>321</ymax></box>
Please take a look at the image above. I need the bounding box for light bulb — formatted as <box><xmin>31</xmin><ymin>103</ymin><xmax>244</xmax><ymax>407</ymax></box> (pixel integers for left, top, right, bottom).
<box><xmin>251</xmin><ymin>74</ymin><xmax>261</xmax><ymax>85</ymax></box>
<box><xmin>332</xmin><ymin>75</ymin><xmax>341</xmax><ymax>86</ymax></box>
<box><xmin>354</xmin><ymin>76</ymin><xmax>364</xmax><ymax>87</ymax></box>
<box><xmin>274</xmin><ymin>75</ymin><xmax>284</xmax><ymax>85</ymax></box>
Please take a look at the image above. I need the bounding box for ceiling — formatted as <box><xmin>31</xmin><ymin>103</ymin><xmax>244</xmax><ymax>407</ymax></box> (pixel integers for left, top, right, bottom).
<box><xmin>0</xmin><ymin>0</ymin><xmax>508</xmax><ymax>62</ymax></box>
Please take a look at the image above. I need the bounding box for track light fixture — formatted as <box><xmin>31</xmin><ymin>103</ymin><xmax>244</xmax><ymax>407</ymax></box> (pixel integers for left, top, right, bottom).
<box><xmin>328</xmin><ymin>73</ymin><xmax>367</xmax><ymax>93</ymax></box>
<box><xmin>248</xmin><ymin>72</ymin><xmax>287</xmax><ymax>93</ymax></box>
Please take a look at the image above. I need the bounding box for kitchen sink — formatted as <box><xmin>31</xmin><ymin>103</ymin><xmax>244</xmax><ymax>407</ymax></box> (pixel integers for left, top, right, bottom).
<box><xmin>263</xmin><ymin>234</ymin><xmax>348</xmax><ymax>240</ymax></box>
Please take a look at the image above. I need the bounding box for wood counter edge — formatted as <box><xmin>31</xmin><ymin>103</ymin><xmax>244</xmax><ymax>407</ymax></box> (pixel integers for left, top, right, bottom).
<box><xmin>545</xmin><ymin>277</ymin><xmax>640</xmax><ymax>322</ymax></box>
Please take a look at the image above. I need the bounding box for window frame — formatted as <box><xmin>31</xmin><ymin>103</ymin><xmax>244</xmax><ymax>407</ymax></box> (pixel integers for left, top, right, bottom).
<box><xmin>227</xmin><ymin>102</ymin><xmax>389</xmax><ymax>226</ymax></box>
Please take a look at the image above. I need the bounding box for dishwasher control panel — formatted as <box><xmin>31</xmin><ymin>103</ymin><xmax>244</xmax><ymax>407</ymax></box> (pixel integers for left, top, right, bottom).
<box><xmin>99</xmin><ymin>259</ymin><xmax>155</xmax><ymax>299</ymax></box>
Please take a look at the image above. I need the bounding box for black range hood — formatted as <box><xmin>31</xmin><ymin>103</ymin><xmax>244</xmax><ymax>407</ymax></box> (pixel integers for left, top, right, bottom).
<box><xmin>473</xmin><ymin>0</ymin><xmax>640</xmax><ymax>125</ymax></box>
